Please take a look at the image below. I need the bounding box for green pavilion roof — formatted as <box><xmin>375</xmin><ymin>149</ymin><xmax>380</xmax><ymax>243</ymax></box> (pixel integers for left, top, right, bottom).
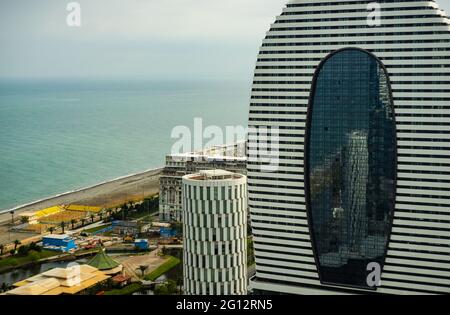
<box><xmin>87</xmin><ymin>249</ymin><xmax>120</xmax><ymax>271</ymax></box>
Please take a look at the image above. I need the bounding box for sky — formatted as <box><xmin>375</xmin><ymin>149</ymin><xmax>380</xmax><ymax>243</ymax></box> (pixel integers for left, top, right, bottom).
<box><xmin>0</xmin><ymin>0</ymin><xmax>449</xmax><ymax>81</ymax></box>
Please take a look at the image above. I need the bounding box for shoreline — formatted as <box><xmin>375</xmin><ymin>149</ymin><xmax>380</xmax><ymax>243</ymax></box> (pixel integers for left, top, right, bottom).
<box><xmin>0</xmin><ymin>167</ymin><xmax>164</xmax><ymax>226</ymax></box>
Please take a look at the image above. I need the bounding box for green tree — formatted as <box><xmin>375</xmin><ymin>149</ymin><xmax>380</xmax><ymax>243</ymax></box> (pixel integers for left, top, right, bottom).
<box><xmin>81</xmin><ymin>218</ymin><xmax>86</xmax><ymax>227</ymax></box>
<box><xmin>0</xmin><ymin>244</ymin><xmax>4</xmax><ymax>256</ymax></box>
<box><xmin>247</xmin><ymin>237</ymin><xmax>255</xmax><ymax>266</ymax></box>
<box><xmin>154</xmin><ymin>284</ymin><xmax>169</xmax><ymax>295</ymax></box>
<box><xmin>13</xmin><ymin>240</ymin><xmax>21</xmax><ymax>251</ymax></box>
<box><xmin>137</xmin><ymin>265</ymin><xmax>148</xmax><ymax>278</ymax></box>
<box><xmin>20</xmin><ymin>216</ymin><xmax>29</xmax><ymax>224</ymax></box>
<box><xmin>61</xmin><ymin>221</ymin><xmax>66</xmax><ymax>234</ymax></box>
<box><xmin>28</xmin><ymin>242</ymin><xmax>41</xmax><ymax>252</ymax></box>
<box><xmin>70</xmin><ymin>219</ymin><xmax>77</xmax><ymax>230</ymax></box>
<box><xmin>17</xmin><ymin>245</ymin><xmax>29</xmax><ymax>256</ymax></box>
<box><xmin>29</xmin><ymin>251</ymin><xmax>40</xmax><ymax>262</ymax></box>
<box><xmin>90</xmin><ymin>214</ymin><xmax>95</xmax><ymax>224</ymax></box>
<box><xmin>48</xmin><ymin>227</ymin><xmax>55</xmax><ymax>234</ymax></box>
<box><xmin>154</xmin><ymin>280</ymin><xmax>178</xmax><ymax>295</ymax></box>
<box><xmin>166</xmin><ymin>280</ymin><xmax>178</xmax><ymax>294</ymax></box>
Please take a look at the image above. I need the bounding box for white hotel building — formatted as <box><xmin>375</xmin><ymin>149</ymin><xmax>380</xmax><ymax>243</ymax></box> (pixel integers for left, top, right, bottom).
<box><xmin>247</xmin><ymin>0</ymin><xmax>450</xmax><ymax>294</ymax></box>
<box><xmin>182</xmin><ymin>170</ymin><xmax>247</xmax><ymax>295</ymax></box>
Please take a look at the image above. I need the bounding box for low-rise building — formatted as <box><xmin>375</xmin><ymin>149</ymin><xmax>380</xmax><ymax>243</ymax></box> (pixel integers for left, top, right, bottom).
<box><xmin>111</xmin><ymin>274</ymin><xmax>132</xmax><ymax>288</ymax></box>
<box><xmin>134</xmin><ymin>239</ymin><xmax>149</xmax><ymax>250</ymax></box>
<box><xmin>42</xmin><ymin>234</ymin><xmax>77</xmax><ymax>252</ymax></box>
<box><xmin>111</xmin><ymin>220</ymin><xmax>140</xmax><ymax>235</ymax></box>
<box><xmin>5</xmin><ymin>265</ymin><xmax>109</xmax><ymax>295</ymax></box>
<box><xmin>87</xmin><ymin>248</ymin><xmax>123</xmax><ymax>275</ymax></box>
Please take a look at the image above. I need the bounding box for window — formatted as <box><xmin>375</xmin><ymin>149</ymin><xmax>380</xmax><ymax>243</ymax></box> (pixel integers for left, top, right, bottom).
<box><xmin>306</xmin><ymin>48</ymin><xmax>396</xmax><ymax>289</ymax></box>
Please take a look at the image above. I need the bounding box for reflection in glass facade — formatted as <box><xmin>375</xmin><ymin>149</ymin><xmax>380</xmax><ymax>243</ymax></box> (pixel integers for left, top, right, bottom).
<box><xmin>307</xmin><ymin>49</ymin><xmax>396</xmax><ymax>289</ymax></box>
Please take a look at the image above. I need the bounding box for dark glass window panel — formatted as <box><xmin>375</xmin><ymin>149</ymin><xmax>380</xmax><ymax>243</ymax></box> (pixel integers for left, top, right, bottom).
<box><xmin>306</xmin><ymin>48</ymin><xmax>396</xmax><ymax>289</ymax></box>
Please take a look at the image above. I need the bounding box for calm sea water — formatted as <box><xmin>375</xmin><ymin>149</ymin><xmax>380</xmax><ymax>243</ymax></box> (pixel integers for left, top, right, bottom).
<box><xmin>0</xmin><ymin>79</ymin><xmax>250</xmax><ymax>211</ymax></box>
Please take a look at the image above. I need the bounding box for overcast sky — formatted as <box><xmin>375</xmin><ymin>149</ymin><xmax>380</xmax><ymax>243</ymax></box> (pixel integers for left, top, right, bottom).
<box><xmin>0</xmin><ymin>0</ymin><xmax>449</xmax><ymax>81</ymax></box>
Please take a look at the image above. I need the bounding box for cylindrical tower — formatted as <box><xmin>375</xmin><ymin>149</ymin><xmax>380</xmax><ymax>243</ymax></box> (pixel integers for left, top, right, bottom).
<box><xmin>182</xmin><ymin>169</ymin><xmax>247</xmax><ymax>295</ymax></box>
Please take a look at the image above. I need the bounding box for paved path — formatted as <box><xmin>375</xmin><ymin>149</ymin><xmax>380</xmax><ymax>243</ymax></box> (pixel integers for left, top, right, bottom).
<box><xmin>116</xmin><ymin>249</ymin><xmax>168</xmax><ymax>281</ymax></box>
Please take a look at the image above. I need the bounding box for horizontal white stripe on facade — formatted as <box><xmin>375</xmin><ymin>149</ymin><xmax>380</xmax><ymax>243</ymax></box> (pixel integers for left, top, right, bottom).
<box><xmin>269</xmin><ymin>17</ymin><xmax>449</xmax><ymax>30</ymax></box>
<box><xmin>257</xmin><ymin>265</ymin><xmax>319</xmax><ymax>279</ymax></box>
<box><xmin>393</xmin><ymin>217</ymin><xmax>450</xmax><ymax>229</ymax></box>
<box><xmin>384</xmin><ymin>265</ymin><xmax>450</xmax><ymax>283</ymax></box>
<box><xmin>252</xmin><ymin>222</ymin><xmax>310</xmax><ymax>233</ymax></box>
<box><xmin>379</xmin><ymin>279</ymin><xmax>450</xmax><ymax>294</ymax></box>
<box><xmin>397</xmin><ymin>187</ymin><xmax>450</xmax><ymax>196</ymax></box>
<box><xmin>387</xmin><ymin>249</ymin><xmax>450</xmax><ymax>262</ymax></box>
<box><xmin>389</xmin><ymin>237</ymin><xmax>450</xmax><ymax>249</ymax></box>
<box><xmin>255</xmin><ymin>253</ymin><xmax>315</xmax><ymax>265</ymax></box>
<box><xmin>385</xmin><ymin>257</ymin><xmax>450</xmax><ymax>270</ymax></box>
<box><xmin>382</xmin><ymin>272</ymin><xmax>450</xmax><ymax>286</ymax></box>
<box><xmin>391</xmin><ymin>227</ymin><xmax>450</xmax><ymax>239</ymax></box>
<box><xmin>252</xmin><ymin>215</ymin><xmax>307</xmax><ymax>225</ymax></box>
<box><xmin>397</xmin><ymin>195</ymin><xmax>450</xmax><ymax>205</ymax></box>
<box><xmin>253</xmin><ymin>236</ymin><xmax>313</xmax><ymax>250</ymax></box>
<box><xmin>396</xmin><ymin>202</ymin><xmax>450</xmax><ymax>213</ymax></box>
<box><xmin>253</xmin><ymin>229</ymin><xmax>311</xmax><ymax>240</ymax></box>
<box><xmin>395</xmin><ymin>211</ymin><xmax>450</xmax><ymax>221</ymax></box>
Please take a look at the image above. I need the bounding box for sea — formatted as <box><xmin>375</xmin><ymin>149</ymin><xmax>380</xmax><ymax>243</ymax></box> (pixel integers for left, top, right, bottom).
<box><xmin>0</xmin><ymin>79</ymin><xmax>250</xmax><ymax>211</ymax></box>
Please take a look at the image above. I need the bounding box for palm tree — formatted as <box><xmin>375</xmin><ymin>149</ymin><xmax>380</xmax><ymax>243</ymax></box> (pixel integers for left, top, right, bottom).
<box><xmin>70</xmin><ymin>219</ymin><xmax>77</xmax><ymax>230</ymax></box>
<box><xmin>0</xmin><ymin>244</ymin><xmax>4</xmax><ymax>256</ymax></box>
<box><xmin>81</xmin><ymin>218</ymin><xmax>86</xmax><ymax>227</ymax></box>
<box><xmin>60</xmin><ymin>221</ymin><xmax>66</xmax><ymax>234</ymax></box>
<box><xmin>90</xmin><ymin>214</ymin><xmax>95</xmax><ymax>224</ymax></box>
<box><xmin>9</xmin><ymin>211</ymin><xmax>14</xmax><ymax>224</ymax></box>
<box><xmin>137</xmin><ymin>265</ymin><xmax>148</xmax><ymax>278</ymax></box>
<box><xmin>99</xmin><ymin>211</ymin><xmax>104</xmax><ymax>221</ymax></box>
<box><xmin>13</xmin><ymin>240</ymin><xmax>21</xmax><ymax>251</ymax></box>
<box><xmin>48</xmin><ymin>227</ymin><xmax>55</xmax><ymax>234</ymax></box>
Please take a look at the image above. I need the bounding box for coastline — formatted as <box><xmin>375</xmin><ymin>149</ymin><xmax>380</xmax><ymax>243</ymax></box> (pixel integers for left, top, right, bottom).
<box><xmin>0</xmin><ymin>167</ymin><xmax>163</xmax><ymax>225</ymax></box>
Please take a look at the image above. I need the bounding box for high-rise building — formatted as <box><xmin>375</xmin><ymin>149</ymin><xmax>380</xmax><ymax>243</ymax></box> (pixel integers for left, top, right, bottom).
<box><xmin>160</xmin><ymin>142</ymin><xmax>246</xmax><ymax>222</ymax></box>
<box><xmin>182</xmin><ymin>170</ymin><xmax>247</xmax><ymax>295</ymax></box>
<box><xmin>248</xmin><ymin>0</ymin><xmax>450</xmax><ymax>294</ymax></box>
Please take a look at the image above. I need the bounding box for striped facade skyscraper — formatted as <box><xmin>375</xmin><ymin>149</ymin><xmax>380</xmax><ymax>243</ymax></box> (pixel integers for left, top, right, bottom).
<box><xmin>182</xmin><ymin>170</ymin><xmax>247</xmax><ymax>295</ymax></box>
<box><xmin>247</xmin><ymin>0</ymin><xmax>450</xmax><ymax>294</ymax></box>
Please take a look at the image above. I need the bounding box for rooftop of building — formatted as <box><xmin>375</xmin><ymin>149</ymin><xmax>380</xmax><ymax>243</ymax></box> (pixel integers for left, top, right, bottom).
<box><xmin>167</xmin><ymin>141</ymin><xmax>247</xmax><ymax>161</ymax></box>
<box><xmin>43</xmin><ymin>234</ymin><xmax>72</xmax><ymax>240</ymax></box>
<box><xmin>6</xmin><ymin>265</ymin><xmax>109</xmax><ymax>295</ymax></box>
<box><xmin>87</xmin><ymin>248</ymin><xmax>121</xmax><ymax>271</ymax></box>
<box><xmin>184</xmin><ymin>169</ymin><xmax>244</xmax><ymax>181</ymax></box>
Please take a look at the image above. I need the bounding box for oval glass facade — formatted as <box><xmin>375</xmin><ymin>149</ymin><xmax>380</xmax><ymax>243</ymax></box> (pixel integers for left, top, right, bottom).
<box><xmin>306</xmin><ymin>49</ymin><xmax>396</xmax><ymax>289</ymax></box>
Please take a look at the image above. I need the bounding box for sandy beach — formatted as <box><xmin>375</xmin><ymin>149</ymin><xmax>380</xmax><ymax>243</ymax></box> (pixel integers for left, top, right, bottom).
<box><xmin>0</xmin><ymin>167</ymin><xmax>163</xmax><ymax>226</ymax></box>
